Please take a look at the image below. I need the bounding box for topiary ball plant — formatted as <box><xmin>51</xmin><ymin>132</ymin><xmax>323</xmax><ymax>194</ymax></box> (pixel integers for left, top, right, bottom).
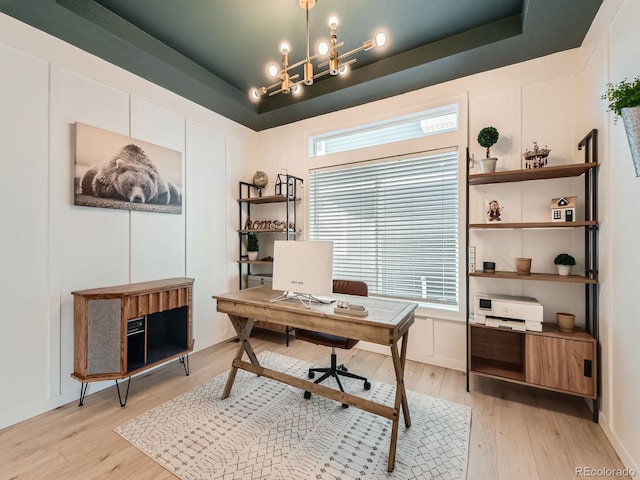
<box><xmin>477</xmin><ymin>126</ymin><xmax>500</xmax><ymax>158</ymax></box>
<box><xmin>553</xmin><ymin>253</ymin><xmax>576</xmax><ymax>266</ymax></box>
<box><xmin>247</xmin><ymin>233</ymin><xmax>259</xmax><ymax>252</ymax></box>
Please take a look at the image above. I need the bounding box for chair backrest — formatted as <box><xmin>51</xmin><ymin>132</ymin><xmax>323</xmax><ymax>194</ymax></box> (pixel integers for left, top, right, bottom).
<box><xmin>332</xmin><ymin>279</ymin><xmax>368</xmax><ymax>297</ymax></box>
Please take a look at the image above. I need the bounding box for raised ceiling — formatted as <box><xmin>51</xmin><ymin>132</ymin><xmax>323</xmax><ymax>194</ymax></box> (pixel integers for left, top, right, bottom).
<box><xmin>1</xmin><ymin>0</ymin><xmax>602</xmax><ymax>131</ymax></box>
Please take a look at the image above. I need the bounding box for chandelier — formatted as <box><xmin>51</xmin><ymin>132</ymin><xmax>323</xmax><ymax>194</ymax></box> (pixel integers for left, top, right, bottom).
<box><xmin>249</xmin><ymin>0</ymin><xmax>387</xmax><ymax>102</ymax></box>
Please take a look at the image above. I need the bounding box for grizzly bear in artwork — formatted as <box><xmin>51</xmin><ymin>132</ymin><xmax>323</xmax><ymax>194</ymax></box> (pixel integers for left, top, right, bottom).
<box><xmin>81</xmin><ymin>144</ymin><xmax>181</xmax><ymax>205</ymax></box>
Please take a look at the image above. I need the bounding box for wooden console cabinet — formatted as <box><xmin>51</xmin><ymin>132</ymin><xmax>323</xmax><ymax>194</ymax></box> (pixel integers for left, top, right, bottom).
<box><xmin>469</xmin><ymin>323</ymin><xmax>596</xmax><ymax>398</ymax></box>
<box><xmin>71</xmin><ymin>277</ymin><xmax>194</xmax><ymax>406</ymax></box>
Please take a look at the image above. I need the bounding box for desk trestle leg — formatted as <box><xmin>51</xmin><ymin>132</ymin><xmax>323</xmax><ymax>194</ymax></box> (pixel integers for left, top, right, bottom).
<box><xmin>222</xmin><ymin>315</ymin><xmax>260</xmax><ymax>399</ymax></box>
<box><xmin>388</xmin><ymin>328</ymin><xmax>411</xmax><ymax>472</ymax></box>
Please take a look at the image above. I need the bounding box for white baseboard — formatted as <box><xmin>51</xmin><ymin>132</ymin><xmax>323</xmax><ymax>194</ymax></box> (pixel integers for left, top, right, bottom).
<box><xmin>597</xmin><ymin>411</ymin><xmax>639</xmax><ymax>474</ymax></box>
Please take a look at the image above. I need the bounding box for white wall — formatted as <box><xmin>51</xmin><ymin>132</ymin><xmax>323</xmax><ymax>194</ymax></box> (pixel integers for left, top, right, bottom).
<box><xmin>0</xmin><ymin>12</ymin><xmax>253</xmax><ymax>429</ymax></box>
<box><xmin>577</xmin><ymin>0</ymin><xmax>640</xmax><ymax>471</ymax></box>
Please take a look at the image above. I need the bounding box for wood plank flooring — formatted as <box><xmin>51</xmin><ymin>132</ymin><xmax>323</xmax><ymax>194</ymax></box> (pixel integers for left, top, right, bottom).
<box><xmin>0</xmin><ymin>330</ymin><xmax>630</xmax><ymax>479</ymax></box>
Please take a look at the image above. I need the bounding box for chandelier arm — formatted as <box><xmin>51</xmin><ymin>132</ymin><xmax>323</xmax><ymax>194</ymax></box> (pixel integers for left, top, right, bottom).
<box><xmin>265</xmin><ymin>80</ymin><xmax>283</xmax><ymax>90</ymax></box>
<box><xmin>338</xmin><ymin>45</ymin><xmax>367</xmax><ymax>61</ymax></box>
<box><xmin>312</xmin><ymin>68</ymin><xmax>332</xmax><ymax>80</ymax></box>
<box><xmin>268</xmin><ymin>88</ymin><xmax>285</xmax><ymax>97</ymax></box>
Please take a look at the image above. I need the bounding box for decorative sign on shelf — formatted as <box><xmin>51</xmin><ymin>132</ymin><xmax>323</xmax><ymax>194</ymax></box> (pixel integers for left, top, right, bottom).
<box><xmin>244</xmin><ymin>218</ymin><xmax>295</xmax><ymax>231</ymax></box>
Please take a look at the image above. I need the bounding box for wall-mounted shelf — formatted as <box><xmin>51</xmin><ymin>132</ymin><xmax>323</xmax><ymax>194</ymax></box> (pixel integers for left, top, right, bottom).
<box><xmin>237</xmin><ymin>193</ymin><xmax>299</xmax><ymax>204</ymax></box>
<box><xmin>469</xmin><ymin>221</ymin><xmax>597</xmax><ymax>229</ymax></box>
<box><xmin>469</xmin><ymin>162</ymin><xmax>597</xmax><ymax>185</ymax></box>
<box><xmin>469</xmin><ymin>271</ymin><xmax>597</xmax><ymax>284</ymax></box>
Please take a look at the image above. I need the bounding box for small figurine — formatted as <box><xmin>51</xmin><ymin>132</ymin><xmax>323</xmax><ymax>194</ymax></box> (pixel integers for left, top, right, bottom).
<box><xmin>487</xmin><ymin>199</ymin><xmax>502</xmax><ymax>222</ymax></box>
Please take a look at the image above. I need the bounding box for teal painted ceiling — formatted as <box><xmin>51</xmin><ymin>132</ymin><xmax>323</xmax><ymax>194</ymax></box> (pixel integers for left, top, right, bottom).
<box><xmin>1</xmin><ymin>0</ymin><xmax>602</xmax><ymax>131</ymax></box>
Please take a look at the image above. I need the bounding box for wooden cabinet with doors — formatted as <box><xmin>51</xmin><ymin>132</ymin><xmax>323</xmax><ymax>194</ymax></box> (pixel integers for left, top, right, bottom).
<box><xmin>71</xmin><ymin>277</ymin><xmax>194</xmax><ymax>406</ymax></box>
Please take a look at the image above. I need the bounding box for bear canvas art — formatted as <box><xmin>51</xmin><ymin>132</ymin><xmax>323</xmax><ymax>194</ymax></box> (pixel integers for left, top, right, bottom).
<box><xmin>74</xmin><ymin>123</ymin><xmax>182</xmax><ymax>214</ymax></box>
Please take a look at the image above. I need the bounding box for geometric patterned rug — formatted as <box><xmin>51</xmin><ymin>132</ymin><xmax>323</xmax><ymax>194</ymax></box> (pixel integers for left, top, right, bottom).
<box><xmin>115</xmin><ymin>351</ymin><xmax>471</xmax><ymax>480</ymax></box>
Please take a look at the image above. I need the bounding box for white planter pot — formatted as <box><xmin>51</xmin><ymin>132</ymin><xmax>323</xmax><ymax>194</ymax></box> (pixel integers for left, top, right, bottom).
<box><xmin>480</xmin><ymin>158</ymin><xmax>497</xmax><ymax>173</ymax></box>
<box><xmin>557</xmin><ymin>265</ymin><xmax>572</xmax><ymax>276</ymax></box>
<box><xmin>248</xmin><ymin>251</ymin><xmax>259</xmax><ymax>261</ymax></box>
<box><xmin>621</xmin><ymin>105</ymin><xmax>640</xmax><ymax>177</ymax></box>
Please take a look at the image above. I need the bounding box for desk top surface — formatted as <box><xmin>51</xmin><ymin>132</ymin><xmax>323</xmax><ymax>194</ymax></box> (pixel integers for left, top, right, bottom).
<box><xmin>214</xmin><ymin>286</ymin><xmax>417</xmax><ymax>343</ymax></box>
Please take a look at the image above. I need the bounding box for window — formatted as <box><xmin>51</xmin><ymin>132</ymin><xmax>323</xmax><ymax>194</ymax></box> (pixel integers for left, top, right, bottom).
<box><xmin>311</xmin><ymin>104</ymin><xmax>458</xmax><ymax>157</ymax></box>
<box><xmin>309</xmin><ymin>149</ymin><xmax>459</xmax><ymax>308</ymax></box>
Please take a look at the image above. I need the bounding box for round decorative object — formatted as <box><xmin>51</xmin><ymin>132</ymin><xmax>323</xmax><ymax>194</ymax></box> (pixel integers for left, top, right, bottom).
<box><xmin>556</xmin><ymin>312</ymin><xmax>576</xmax><ymax>332</ymax></box>
<box><xmin>515</xmin><ymin>257</ymin><xmax>532</xmax><ymax>276</ymax></box>
<box><xmin>253</xmin><ymin>171</ymin><xmax>269</xmax><ymax>188</ymax></box>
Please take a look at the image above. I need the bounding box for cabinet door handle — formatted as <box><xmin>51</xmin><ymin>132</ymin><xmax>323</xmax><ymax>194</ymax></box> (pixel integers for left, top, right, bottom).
<box><xmin>584</xmin><ymin>359</ymin><xmax>593</xmax><ymax>378</ymax></box>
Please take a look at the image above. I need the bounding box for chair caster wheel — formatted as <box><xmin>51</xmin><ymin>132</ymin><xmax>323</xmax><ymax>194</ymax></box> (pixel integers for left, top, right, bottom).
<box><xmin>364</xmin><ymin>381</ymin><xmax>371</xmax><ymax>390</ymax></box>
<box><xmin>339</xmin><ymin>366</ymin><xmax>348</xmax><ymax>372</ymax></box>
<box><xmin>342</xmin><ymin>403</ymin><xmax>349</xmax><ymax>409</ymax></box>
<box><xmin>304</xmin><ymin>391</ymin><xmax>311</xmax><ymax>400</ymax></box>
<box><xmin>308</xmin><ymin>371</ymin><xmax>315</xmax><ymax>379</ymax></box>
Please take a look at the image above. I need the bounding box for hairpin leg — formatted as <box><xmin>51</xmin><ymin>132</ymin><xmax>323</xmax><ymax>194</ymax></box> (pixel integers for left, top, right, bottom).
<box><xmin>115</xmin><ymin>377</ymin><xmax>131</xmax><ymax>407</ymax></box>
<box><xmin>78</xmin><ymin>382</ymin><xmax>89</xmax><ymax>406</ymax></box>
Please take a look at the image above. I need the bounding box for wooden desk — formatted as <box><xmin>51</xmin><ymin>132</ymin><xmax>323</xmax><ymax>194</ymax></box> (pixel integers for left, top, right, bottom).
<box><xmin>213</xmin><ymin>286</ymin><xmax>417</xmax><ymax>472</ymax></box>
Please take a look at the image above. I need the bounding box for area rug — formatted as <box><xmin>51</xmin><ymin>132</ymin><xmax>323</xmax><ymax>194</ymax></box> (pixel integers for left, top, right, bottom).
<box><xmin>115</xmin><ymin>351</ymin><xmax>471</xmax><ymax>479</ymax></box>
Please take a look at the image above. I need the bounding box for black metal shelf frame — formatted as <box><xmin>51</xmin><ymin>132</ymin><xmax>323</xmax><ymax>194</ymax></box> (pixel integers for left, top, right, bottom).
<box><xmin>465</xmin><ymin>130</ymin><xmax>599</xmax><ymax>422</ymax></box>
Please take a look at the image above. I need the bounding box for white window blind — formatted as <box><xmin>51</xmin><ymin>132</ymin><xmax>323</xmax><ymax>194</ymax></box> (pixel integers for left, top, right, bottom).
<box><xmin>309</xmin><ymin>150</ymin><xmax>459</xmax><ymax>307</ymax></box>
<box><xmin>312</xmin><ymin>104</ymin><xmax>458</xmax><ymax>157</ymax></box>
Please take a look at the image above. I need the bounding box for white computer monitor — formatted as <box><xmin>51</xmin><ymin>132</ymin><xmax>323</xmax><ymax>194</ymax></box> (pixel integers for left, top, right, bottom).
<box><xmin>272</xmin><ymin>240</ymin><xmax>333</xmax><ymax>298</ymax></box>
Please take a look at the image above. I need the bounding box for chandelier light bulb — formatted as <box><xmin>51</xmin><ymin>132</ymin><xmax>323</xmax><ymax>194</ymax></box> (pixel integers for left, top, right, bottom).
<box><xmin>280</xmin><ymin>42</ymin><xmax>290</xmax><ymax>54</ymax></box>
<box><xmin>249</xmin><ymin>88</ymin><xmax>261</xmax><ymax>101</ymax></box>
<box><xmin>267</xmin><ymin>64</ymin><xmax>279</xmax><ymax>78</ymax></box>
<box><xmin>328</xmin><ymin>16</ymin><xmax>339</xmax><ymax>29</ymax></box>
<box><xmin>338</xmin><ymin>64</ymin><xmax>349</xmax><ymax>75</ymax></box>
<box><xmin>375</xmin><ymin>32</ymin><xmax>387</xmax><ymax>47</ymax></box>
<box><xmin>318</xmin><ymin>41</ymin><xmax>329</xmax><ymax>56</ymax></box>
<box><xmin>292</xmin><ymin>84</ymin><xmax>302</xmax><ymax>95</ymax></box>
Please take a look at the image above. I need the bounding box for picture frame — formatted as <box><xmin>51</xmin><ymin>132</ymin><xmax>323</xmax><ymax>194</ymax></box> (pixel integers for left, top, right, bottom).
<box><xmin>485</xmin><ymin>198</ymin><xmax>505</xmax><ymax>223</ymax></box>
<box><xmin>73</xmin><ymin>122</ymin><xmax>183</xmax><ymax>214</ymax></box>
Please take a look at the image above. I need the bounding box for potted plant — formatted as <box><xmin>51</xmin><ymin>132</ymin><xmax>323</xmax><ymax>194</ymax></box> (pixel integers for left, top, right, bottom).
<box><xmin>553</xmin><ymin>253</ymin><xmax>575</xmax><ymax>276</ymax></box>
<box><xmin>247</xmin><ymin>233</ymin><xmax>259</xmax><ymax>261</ymax></box>
<box><xmin>477</xmin><ymin>126</ymin><xmax>500</xmax><ymax>173</ymax></box>
<box><xmin>602</xmin><ymin>76</ymin><xmax>640</xmax><ymax>176</ymax></box>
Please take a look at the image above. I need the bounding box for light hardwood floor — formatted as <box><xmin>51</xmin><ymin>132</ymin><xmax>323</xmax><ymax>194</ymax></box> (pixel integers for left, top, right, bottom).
<box><xmin>0</xmin><ymin>330</ymin><xmax>630</xmax><ymax>480</ymax></box>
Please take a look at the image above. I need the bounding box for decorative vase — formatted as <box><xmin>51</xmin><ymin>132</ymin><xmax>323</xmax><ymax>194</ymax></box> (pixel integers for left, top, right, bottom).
<box><xmin>480</xmin><ymin>158</ymin><xmax>497</xmax><ymax>173</ymax></box>
<box><xmin>515</xmin><ymin>257</ymin><xmax>532</xmax><ymax>275</ymax></box>
<box><xmin>248</xmin><ymin>251</ymin><xmax>259</xmax><ymax>261</ymax></box>
<box><xmin>556</xmin><ymin>312</ymin><xmax>576</xmax><ymax>333</ymax></box>
<box><xmin>621</xmin><ymin>105</ymin><xmax>640</xmax><ymax>177</ymax></box>
<box><xmin>557</xmin><ymin>265</ymin><xmax>572</xmax><ymax>276</ymax></box>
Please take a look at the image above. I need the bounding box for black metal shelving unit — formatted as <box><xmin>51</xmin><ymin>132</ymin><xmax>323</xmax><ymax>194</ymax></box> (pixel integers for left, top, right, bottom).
<box><xmin>465</xmin><ymin>130</ymin><xmax>599</xmax><ymax>422</ymax></box>
<box><xmin>237</xmin><ymin>173</ymin><xmax>303</xmax><ymax>345</ymax></box>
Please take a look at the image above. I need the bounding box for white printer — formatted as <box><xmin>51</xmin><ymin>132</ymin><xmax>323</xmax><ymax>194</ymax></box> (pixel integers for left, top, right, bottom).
<box><xmin>474</xmin><ymin>293</ymin><xmax>543</xmax><ymax>332</ymax></box>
